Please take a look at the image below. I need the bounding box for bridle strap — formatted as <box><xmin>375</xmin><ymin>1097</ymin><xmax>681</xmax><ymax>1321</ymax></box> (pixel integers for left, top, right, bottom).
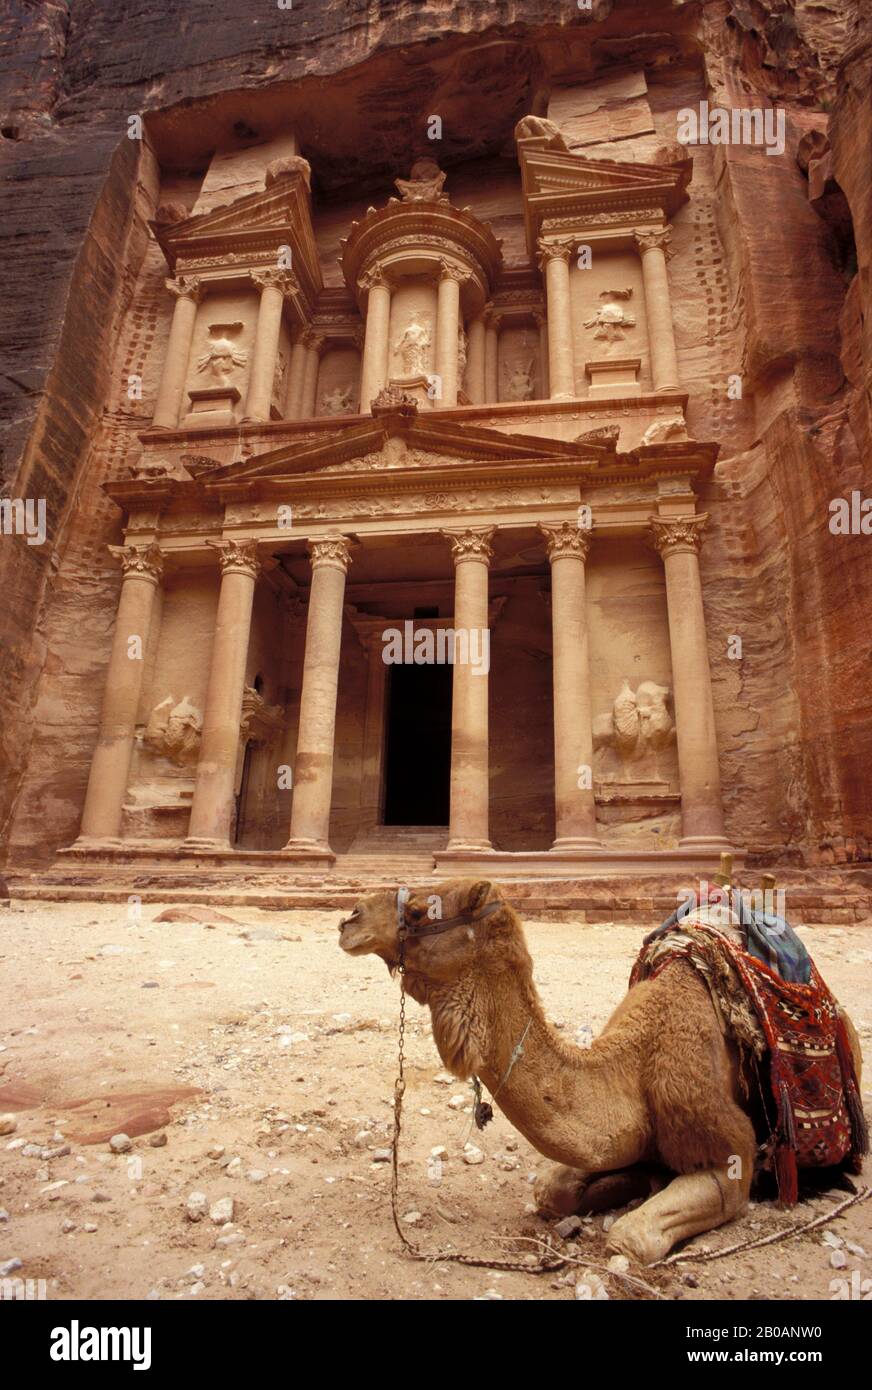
<box><xmin>396</xmin><ymin>888</ymin><xmax>503</xmax><ymax>939</ymax></box>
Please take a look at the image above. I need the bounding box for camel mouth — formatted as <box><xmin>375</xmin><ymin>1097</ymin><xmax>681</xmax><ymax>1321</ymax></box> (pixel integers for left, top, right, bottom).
<box><xmin>338</xmin><ymin>916</ymin><xmax>379</xmax><ymax>956</ymax></box>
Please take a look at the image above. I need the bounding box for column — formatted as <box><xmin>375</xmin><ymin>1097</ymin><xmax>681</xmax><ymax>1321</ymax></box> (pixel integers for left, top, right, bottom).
<box><xmin>484</xmin><ymin>307</ymin><xmax>499</xmax><ymax>403</ymax></box>
<box><xmin>357</xmin><ymin>269</ymin><xmax>392</xmax><ymax>414</ymax></box>
<box><xmin>358</xmin><ymin>632</ymin><xmax>389</xmax><ymax>831</ymax></box>
<box><xmin>466</xmin><ymin>314</ymin><xmax>486</xmax><ymax>404</ymax></box>
<box><xmin>299</xmin><ymin>330</ymin><xmax>324</xmax><ymax>417</ymax></box>
<box><xmin>284</xmin><ymin>331</ymin><xmax>308</xmax><ymax>418</ymax></box>
<box><xmin>444</xmin><ymin>528</ymin><xmax>495</xmax><ymax>852</ymax></box>
<box><xmin>435</xmin><ymin>262</ymin><xmax>465</xmax><ymax>408</ymax></box>
<box><xmin>244</xmin><ymin>270</ymin><xmax>296</xmax><ymax>422</ymax></box>
<box><xmin>635</xmin><ymin>228</ymin><xmax>680</xmax><ymax>393</ymax></box>
<box><xmin>285</xmin><ymin>537</ymin><xmax>352</xmax><ymax>851</ymax></box>
<box><xmin>534</xmin><ymin>309</ymin><xmax>550</xmax><ymax>399</ymax></box>
<box><xmin>537</xmin><ymin>238</ymin><xmax>576</xmax><ymax>401</ymax></box>
<box><xmin>152</xmin><ymin>278</ymin><xmax>202</xmax><ymax>429</ymax></box>
<box><xmin>78</xmin><ymin>545</ymin><xmax>164</xmax><ymax>840</ymax></box>
<box><xmin>539</xmin><ymin>522</ymin><xmax>599</xmax><ymax>850</ymax></box>
<box><xmin>185</xmin><ymin>540</ymin><xmax>261</xmax><ymax>848</ymax></box>
<box><xmin>649</xmin><ymin>515</ymin><xmax>728</xmax><ymax>848</ymax></box>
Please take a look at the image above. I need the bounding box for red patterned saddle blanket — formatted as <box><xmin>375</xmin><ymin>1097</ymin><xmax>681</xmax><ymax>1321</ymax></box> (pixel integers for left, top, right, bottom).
<box><xmin>630</xmin><ymin>921</ymin><xmax>868</xmax><ymax>1204</ymax></box>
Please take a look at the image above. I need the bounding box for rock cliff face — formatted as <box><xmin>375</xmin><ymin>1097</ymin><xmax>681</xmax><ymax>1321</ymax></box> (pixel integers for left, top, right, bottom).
<box><xmin>0</xmin><ymin>0</ymin><xmax>870</xmax><ymax>871</ymax></box>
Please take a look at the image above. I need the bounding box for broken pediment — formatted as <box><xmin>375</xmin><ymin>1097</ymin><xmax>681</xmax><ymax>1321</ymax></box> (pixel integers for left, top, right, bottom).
<box><xmin>517</xmin><ymin>146</ymin><xmax>690</xmax><ymax>256</ymax></box>
<box><xmin>151</xmin><ymin>174</ymin><xmax>322</xmax><ymax>310</ymax></box>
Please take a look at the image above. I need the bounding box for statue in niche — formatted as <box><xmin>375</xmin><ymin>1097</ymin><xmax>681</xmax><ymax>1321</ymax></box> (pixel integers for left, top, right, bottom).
<box><xmin>457</xmin><ymin>324</ymin><xmax>468</xmax><ymax>383</ymax></box>
<box><xmin>319</xmin><ymin>383</ymin><xmax>355</xmax><ymax>416</ymax></box>
<box><xmin>394</xmin><ymin>157</ymin><xmax>448</xmax><ymax>204</ymax></box>
<box><xmin>197</xmin><ymin>323</ymin><xmax>248</xmax><ymax>383</ymax></box>
<box><xmin>144</xmin><ymin>695</ymin><xmax>203</xmax><ymax>766</ymax></box>
<box><xmin>583</xmin><ymin>289</ymin><xmax>636</xmax><ymax>344</ymax></box>
<box><xmin>395</xmin><ymin>319</ymin><xmax>432</xmax><ymax>376</ymax></box>
<box><xmin>503</xmin><ymin>334</ymin><xmax>536</xmax><ymax>401</ymax></box>
<box><xmin>593</xmin><ymin>680</ymin><xmax>675</xmax><ymax>774</ymax></box>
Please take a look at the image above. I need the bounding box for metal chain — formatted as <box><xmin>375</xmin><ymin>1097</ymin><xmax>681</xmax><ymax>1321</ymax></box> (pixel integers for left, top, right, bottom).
<box><xmin>389</xmin><ymin>940</ymin><xmax>565</xmax><ymax>1276</ymax></box>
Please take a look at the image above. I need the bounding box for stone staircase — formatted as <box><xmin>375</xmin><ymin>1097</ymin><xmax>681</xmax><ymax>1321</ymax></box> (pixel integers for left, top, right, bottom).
<box><xmin>335</xmin><ymin>825</ymin><xmax>447</xmax><ymax>878</ymax></box>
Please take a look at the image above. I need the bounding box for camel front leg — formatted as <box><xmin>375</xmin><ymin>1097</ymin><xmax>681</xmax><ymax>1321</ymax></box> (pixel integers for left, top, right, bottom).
<box><xmin>605</xmin><ymin>1164</ymin><xmax>749</xmax><ymax>1265</ymax></box>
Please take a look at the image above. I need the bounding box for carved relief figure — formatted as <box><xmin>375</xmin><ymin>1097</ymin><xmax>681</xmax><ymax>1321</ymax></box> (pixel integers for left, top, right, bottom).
<box><xmin>457</xmin><ymin>323</ymin><xmax>468</xmax><ymax>384</ymax></box>
<box><xmin>144</xmin><ymin>696</ymin><xmax>203</xmax><ymax>766</ymax></box>
<box><xmin>503</xmin><ymin>355</ymin><xmax>535</xmax><ymax>402</ymax></box>
<box><xmin>272</xmin><ymin>348</ymin><xmax>287</xmax><ymax>404</ymax></box>
<box><xmin>593</xmin><ymin>679</ymin><xmax>675</xmax><ymax>773</ymax></box>
<box><xmin>319</xmin><ymin>383</ymin><xmax>355</xmax><ymax>416</ymax></box>
<box><xmin>197</xmin><ymin>323</ymin><xmax>248</xmax><ymax>382</ymax></box>
<box><xmin>394</xmin><ymin>157</ymin><xmax>448</xmax><ymax>204</ymax></box>
<box><xmin>394</xmin><ymin>319</ymin><xmax>432</xmax><ymax>376</ymax></box>
<box><xmin>513</xmin><ymin>115</ymin><xmax>570</xmax><ymax>151</ymax></box>
<box><xmin>583</xmin><ymin>289</ymin><xmax>636</xmax><ymax>344</ymax></box>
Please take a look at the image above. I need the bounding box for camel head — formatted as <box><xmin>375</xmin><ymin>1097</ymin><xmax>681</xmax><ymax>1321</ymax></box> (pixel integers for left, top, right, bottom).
<box><xmin>339</xmin><ymin>879</ymin><xmax>533</xmax><ymax>1011</ymax></box>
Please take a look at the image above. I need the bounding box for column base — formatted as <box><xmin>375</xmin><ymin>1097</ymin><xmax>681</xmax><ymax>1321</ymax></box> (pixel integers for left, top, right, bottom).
<box><xmin>678</xmin><ymin>834</ymin><xmax>733</xmax><ymax>855</ymax></box>
<box><xmin>182</xmin><ymin>836</ymin><xmax>233</xmax><ymax>853</ymax></box>
<box><xmin>70</xmin><ymin>835</ymin><xmax>123</xmax><ymax>850</ymax></box>
<box><xmin>654</xmin><ymin>381</ymin><xmax>680</xmax><ymax>393</ymax></box>
<box><xmin>549</xmin><ymin>391</ymin><xmax>575</xmax><ymax>403</ymax></box>
<box><xmin>282</xmin><ymin>838</ymin><xmax>335</xmax><ymax>859</ymax></box>
<box><xmin>550</xmin><ymin>836</ymin><xmax>603</xmax><ymax>852</ymax></box>
<box><xmin>442</xmin><ymin>840</ymin><xmax>493</xmax><ymax>854</ymax></box>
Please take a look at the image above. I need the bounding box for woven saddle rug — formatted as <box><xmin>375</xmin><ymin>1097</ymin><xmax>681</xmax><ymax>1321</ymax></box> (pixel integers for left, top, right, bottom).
<box><xmin>630</xmin><ymin>916</ymin><xmax>868</xmax><ymax>1204</ymax></box>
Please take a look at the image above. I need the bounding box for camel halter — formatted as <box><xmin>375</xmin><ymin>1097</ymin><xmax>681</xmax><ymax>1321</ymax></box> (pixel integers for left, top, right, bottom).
<box><xmin>389</xmin><ymin>888</ymin><xmax>563</xmax><ymax>1275</ymax></box>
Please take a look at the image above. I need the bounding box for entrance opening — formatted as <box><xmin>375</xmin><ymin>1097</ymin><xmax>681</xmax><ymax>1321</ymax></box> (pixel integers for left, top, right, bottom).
<box><xmin>383</xmin><ymin>660</ymin><xmax>452</xmax><ymax>825</ymax></box>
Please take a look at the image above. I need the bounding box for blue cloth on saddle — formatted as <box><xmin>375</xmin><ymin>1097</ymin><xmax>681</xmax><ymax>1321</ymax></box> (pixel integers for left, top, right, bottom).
<box><xmin>647</xmin><ymin>890</ymin><xmax>812</xmax><ymax>985</ymax></box>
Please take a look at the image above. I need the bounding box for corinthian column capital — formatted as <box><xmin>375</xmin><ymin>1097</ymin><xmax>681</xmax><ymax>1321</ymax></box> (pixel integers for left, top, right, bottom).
<box><xmin>649</xmin><ymin>514</ymin><xmax>708</xmax><ymax>558</ymax></box>
<box><xmin>358</xmin><ymin>266</ymin><xmax>390</xmax><ymax>296</ymax></box>
<box><xmin>634</xmin><ymin>227</ymin><xmax>674</xmax><ymax>261</ymax></box>
<box><xmin>108</xmin><ymin>542</ymin><xmax>164</xmax><ymax>583</ymax></box>
<box><xmin>165</xmin><ymin>275</ymin><xmax>203</xmax><ymax>302</ymax></box>
<box><xmin>536</xmin><ymin>236</ymin><xmax>575</xmax><ymax>272</ymax></box>
<box><xmin>538</xmin><ymin>521</ymin><xmax>593</xmax><ymax>563</ymax></box>
<box><xmin>443</xmin><ymin>527</ymin><xmax>496</xmax><ymax>565</ymax></box>
<box><xmin>308</xmin><ymin>535</ymin><xmax>352</xmax><ymax>574</ymax></box>
<box><xmin>208</xmin><ymin>538</ymin><xmax>261</xmax><ymax>579</ymax></box>
<box><xmin>438</xmin><ymin>259</ymin><xmax>469</xmax><ymax>285</ymax></box>
<box><xmin>251</xmin><ymin>267</ymin><xmax>300</xmax><ymax>297</ymax></box>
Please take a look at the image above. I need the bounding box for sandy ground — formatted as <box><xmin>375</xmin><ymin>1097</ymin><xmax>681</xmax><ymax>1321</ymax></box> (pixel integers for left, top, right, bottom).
<box><xmin>0</xmin><ymin>898</ymin><xmax>870</xmax><ymax>1303</ymax></box>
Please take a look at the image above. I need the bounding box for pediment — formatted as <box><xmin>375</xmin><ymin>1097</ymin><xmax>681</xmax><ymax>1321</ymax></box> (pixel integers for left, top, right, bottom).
<box><xmin>519</xmin><ymin>149</ymin><xmax>689</xmax><ymax>253</ymax></box>
<box><xmin>152</xmin><ymin>173</ymin><xmax>321</xmax><ymax>297</ymax></box>
<box><xmin>202</xmin><ymin>412</ymin><xmax>609</xmax><ymax>491</ymax></box>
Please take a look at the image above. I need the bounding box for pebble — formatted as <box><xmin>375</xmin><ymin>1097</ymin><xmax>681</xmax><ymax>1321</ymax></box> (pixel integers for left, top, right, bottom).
<box><xmin>845</xmin><ymin>1241</ymin><xmax>867</xmax><ymax>1258</ymax></box>
<box><xmin>246</xmin><ymin>1168</ymin><xmax>267</xmax><ymax>1183</ymax></box>
<box><xmin>371</xmin><ymin>1149</ymin><xmax>391</xmax><ymax>1163</ymax></box>
<box><xmin>0</xmin><ymin>1258</ymin><xmax>22</xmax><ymax>1277</ymax></box>
<box><xmin>109</xmin><ymin>1134</ymin><xmax>132</xmax><ymax>1154</ymax></box>
<box><xmin>185</xmin><ymin>1191</ymin><xmax>209</xmax><ymax>1222</ymax></box>
<box><xmin>40</xmin><ymin>1144</ymin><xmax>70</xmax><ymax>1161</ymax></box>
<box><xmin>21</xmin><ymin>1143</ymin><xmax>42</xmax><ymax>1157</ymax></box>
<box><xmin>207</xmin><ymin>1145</ymin><xmax>225</xmax><ymax>1160</ymax></box>
<box><xmin>462</xmin><ymin>1144</ymin><xmax>485</xmax><ymax>1166</ymax></box>
<box><xmin>61</xmin><ymin>1219</ymin><xmax>76</xmax><ymax>1234</ymax></box>
<box><xmin>607</xmin><ymin>1254</ymin><xmax>630</xmax><ymax>1274</ymax></box>
<box><xmin>0</xmin><ymin>1115</ymin><xmax>17</xmax><ymax>1136</ymax></box>
<box><xmin>188</xmin><ymin>1281</ymin><xmax>205</xmax><ymax>1296</ymax></box>
<box><xmin>822</xmin><ymin>1229</ymin><xmax>844</xmax><ymax>1249</ymax></box>
<box><xmin>448</xmin><ymin>1095</ymin><xmax>466</xmax><ymax>1110</ymax></box>
<box><xmin>0</xmin><ymin>1208</ymin><xmax>8</xmax><ymax>1223</ymax></box>
<box><xmin>575</xmin><ymin>1271</ymin><xmax>609</xmax><ymax>1301</ymax></box>
<box><xmin>402</xmin><ymin>1210</ymin><xmax>422</xmax><ymax>1225</ymax></box>
<box><xmin>215</xmin><ymin>1233</ymin><xmax>245</xmax><ymax>1248</ymax></box>
<box><xmin>210</xmin><ymin>1197</ymin><xmax>234</xmax><ymax>1225</ymax></box>
<box><xmin>830</xmin><ymin>1249</ymin><xmax>848</xmax><ymax>1269</ymax></box>
<box><xmin>148</xmin><ymin>1132</ymin><xmax>167</xmax><ymax>1148</ymax></box>
<box><xmin>554</xmin><ymin>1215</ymin><xmax>582</xmax><ymax>1240</ymax></box>
<box><xmin>83</xmin><ymin>1223</ymin><xmax>98</xmax><ymax>1234</ymax></box>
<box><xmin>92</xmin><ymin>1190</ymin><xmax>112</xmax><ymax>1203</ymax></box>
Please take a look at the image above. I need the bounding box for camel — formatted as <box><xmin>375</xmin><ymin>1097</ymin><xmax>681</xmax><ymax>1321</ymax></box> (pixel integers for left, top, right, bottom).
<box><xmin>338</xmin><ymin>878</ymin><xmax>862</xmax><ymax>1264</ymax></box>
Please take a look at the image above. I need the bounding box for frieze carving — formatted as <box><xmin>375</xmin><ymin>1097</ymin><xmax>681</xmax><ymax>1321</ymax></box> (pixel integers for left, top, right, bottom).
<box><xmin>308</xmin><ymin>536</ymin><xmax>352</xmax><ymax>573</ymax></box>
<box><xmin>371</xmin><ymin>384</ymin><xmax>419</xmax><ymax>417</ymax></box>
<box><xmin>576</xmin><ymin>424</ymin><xmax>620</xmax><ymax>448</ymax></box>
<box><xmin>538</xmin><ymin>520</ymin><xmax>593</xmax><ymax>562</ymax></box>
<box><xmin>649</xmin><ymin>514</ymin><xmax>708</xmax><ymax>557</ymax></box>
<box><xmin>542</xmin><ymin>209</ymin><xmax>660</xmax><ymax>231</ymax></box>
<box><xmin>109</xmin><ymin>543</ymin><xmax>164</xmax><ymax>582</ymax></box>
<box><xmin>240</xmin><ymin>686</ymin><xmax>285</xmax><ymax>745</ymax></box>
<box><xmin>144</xmin><ymin>695</ymin><xmax>203</xmax><ymax>765</ymax></box>
<box><xmin>641</xmin><ymin>417</ymin><xmax>688</xmax><ymax>445</ymax></box>
<box><xmin>443</xmin><ymin>527</ymin><xmax>496</xmax><ymax>565</ymax></box>
<box><xmin>514</xmin><ymin>115</ymin><xmax>569</xmax><ymax>151</ymax></box>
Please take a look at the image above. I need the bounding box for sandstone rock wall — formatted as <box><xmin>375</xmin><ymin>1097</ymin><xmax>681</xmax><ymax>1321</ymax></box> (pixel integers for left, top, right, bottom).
<box><xmin>1</xmin><ymin>0</ymin><xmax>871</xmax><ymax>869</ymax></box>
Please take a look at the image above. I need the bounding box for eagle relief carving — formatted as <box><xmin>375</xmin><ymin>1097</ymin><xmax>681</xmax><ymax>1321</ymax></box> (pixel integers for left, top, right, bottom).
<box><xmin>583</xmin><ymin>289</ymin><xmax>636</xmax><ymax>346</ymax></box>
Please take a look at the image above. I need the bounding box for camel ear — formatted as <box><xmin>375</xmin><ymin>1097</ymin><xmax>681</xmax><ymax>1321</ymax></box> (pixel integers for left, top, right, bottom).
<box><xmin>467</xmin><ymin>881</ymin><xmax>495</xmax><ymax>911</ymax></box>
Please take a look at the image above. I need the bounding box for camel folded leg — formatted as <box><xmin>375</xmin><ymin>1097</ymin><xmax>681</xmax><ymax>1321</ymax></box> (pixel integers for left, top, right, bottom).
<box><xmin>605</xmin><ymin>1165</ymin><xmax>749</xmax><ymax>1265</ymax></box>
<box><xmin>536</xmin><ymin>1163</ymin><xmax>662</xmax><ymax>1218</ymax></box>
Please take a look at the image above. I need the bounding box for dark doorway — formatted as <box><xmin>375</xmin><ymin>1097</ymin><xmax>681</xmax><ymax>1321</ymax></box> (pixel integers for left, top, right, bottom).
<box><xmin>383</xmin><ymin>661</ymin><xmax>452</xmax><ymax>825</ymax></box>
